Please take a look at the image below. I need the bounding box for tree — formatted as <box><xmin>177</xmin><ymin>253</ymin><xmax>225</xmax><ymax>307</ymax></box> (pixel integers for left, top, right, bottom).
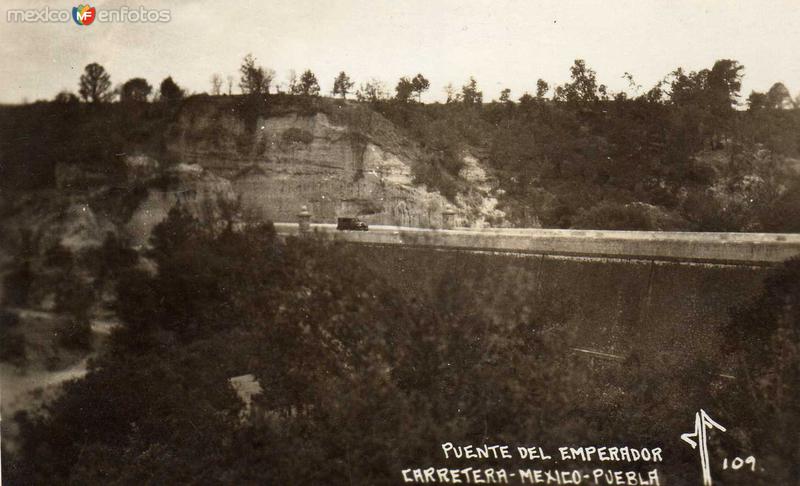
<box><xmin>707</xmin><ymin>59</ymin><xmax>744</xmax><ymax>109</ymax></box>
<box><xmin>444</xmin><ymin>83</ymin><xmax>461</xmax><ymax>104</ymax></box>
<box><xmin>78</xmin><ymin>62</ymin><xmax>112</xmax><ymax>103</ymax></box>
<box><xmin>668</xmin><ymin>67</ymin><xmax>703</xmax><ymax>106</ymax></box>
<box><xmin>747</xmin><ymin>90</ymin><xmax>768</xmax><ymax>111</ymax></box>
<box><xmin>622</xmin><ymin>72</ymin><xmax>641</xmax><ymax>96</ymax></box>
<box><xmin>226</xmin><ymin>75</ymin><xmax>234</xmax><ymax>95</ymax></box>
<box><xmin>332</xmin><ymin>71</ymin><xmax>355</xmax><ymax>99</ymax></box>
<box><xmin>395</xmin><ymin>77</ymin><xmax>414</xmax><ymax>102</ymax></box>
<box><xmin>536</xmin><ymin>79</ymin><xmax>549</xmax><ymax>100</ymax></box>
<box><xmin>411</xmin><ymin>74</ymin><xmax>430</xmax><ymax>102</ymax></box>
<box><xmin>499</xmin><ymin>88</ymin><xmax>511</xmax><ymax>104</ymax></box>
<box><xmin>159</xmin><ymin>76</ymin><xmax>184</xmax><ymax>102</ymax></box>
<box><xmin>210</xmin><ymin>74</ymin><xmax>223</xmax><ymax>95</ymax></box>
<box><xmin>287</xmin><ymin>70</ymin><xmax>298</xmax><ymax>94</ymax></box>
<box><xmin>766</xmin><ymin>82</ymin><xmax>794</xmax><ymax>109</ymax></box>
<box><xmin>750</xmin><ymin>83</ymin><xmax>796</xmax><ymax>111</ymax></box>
<box><xmin>54</xmin><ymin>91</ymin><xmax>79</xmax><ymax>104</ymax></box>
<box><xmin>518</xmin><ymin>92</ymin><xmax>535</xmax><ymax>105</ymax></box>
<box><xmin>704</xmin><ymin>60</ymin><xmax>745</xmax><ymax>148</ymax></box>
<box><xmin>120</xmin><ymin>78</ymin><xmax>152</xmax><ymax>103</ymax></box>
<box><xmin>461</xmin><ymin>77</ymin><xmax>482</xmax><ymax>106</ymax></box>
<box><xmin>239</xmin><ymin>54</ymin><xmax>275</xmax><ymax>95</ymax></box>
<box><xmin>296</xmin><ymin>70</ymin><xmax>320</xmax><ymax>96</ymax></box>
<box><xmin>555</xmin><ymin>59</ymin><xmax>599</xmax><ymax>103</ymax></box>
<box><xmin>355</xmin><ymin>79</ymin><xmax>388</xmax><ymax>102</ymax></box>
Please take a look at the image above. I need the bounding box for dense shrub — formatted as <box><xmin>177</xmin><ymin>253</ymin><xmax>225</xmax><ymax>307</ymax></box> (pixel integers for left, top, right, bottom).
<box><xmin>0</xmin><ymin>101</ymin><xmax>177</xmax><ymax>190</ymax></box>
<box><xmin>51</xmin><ymin>273</ymin><xmax>95</xmax><ymax>351</ymax></box>
<box><xmin>713</xmin><ymin>258</ymin><xmax>800</xmax><ymax>484</ymax></box>
<box><xmin>0</xmin><ymin>310</ymin><xmax>25</xmax><ymax>364</ymax></box>
<box><xmin>7</xmin><ymin>209</ymin><xmax>792</xmax><ymax>484</ymax></box>
<box><xmin>572</xmin><ymin>201</ymin><xmax>655</xmax><ymax>230</ymax></box>
<box><xmin>56</xmin><ymin>318</ymin><xmax>92</xmax><ymax>351</ymax></box>
<box><xmin>2</xmin><ymin>261</ymin><xmax>33</xmax><ymax>307</ymax></box>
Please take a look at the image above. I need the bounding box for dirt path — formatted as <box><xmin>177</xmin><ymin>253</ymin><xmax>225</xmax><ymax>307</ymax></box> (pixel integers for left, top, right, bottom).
<box><xmin>0</xmin><ymin>357</ymin><xmax>89</xmax><ymax>416</ymax></box>
<box><xmin>1</xmin><ymin>310</ymin><xmax>119</xmax><ymax>450</ymax></box>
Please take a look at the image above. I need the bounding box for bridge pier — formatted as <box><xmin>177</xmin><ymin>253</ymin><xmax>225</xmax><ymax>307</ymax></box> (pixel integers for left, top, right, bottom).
<box><xmin>297</xmin><ymin>205</ymin><xmax>311</xmax><ymax>234</ymax></box>
<box><xmin>442</xmin><ymin>209</ymin><xmax>456</xmax><ymax>229</ymax></box>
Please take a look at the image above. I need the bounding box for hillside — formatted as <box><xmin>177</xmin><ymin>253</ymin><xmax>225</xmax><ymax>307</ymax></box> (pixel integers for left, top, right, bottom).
<box><xmin>0</xmin><ymin>95</ymin><xmax>507</xmax><ymax>254</ymax></box>
<box><xmin>2</xmin><ymin>79</ymin><xmax>800</xmax><ymax>257</ymax></box>
<box><xmin>370</xmin><ymin>95</ymin><xmax>800</xmax><ymax>232</ymax></box>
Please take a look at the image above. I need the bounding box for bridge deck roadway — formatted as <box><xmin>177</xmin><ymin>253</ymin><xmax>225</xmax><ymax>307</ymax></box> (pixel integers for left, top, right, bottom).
<box><xmin>273</xmin><ymin>223</ymin><xmax>800</xmax><ymax>265</ymax></box>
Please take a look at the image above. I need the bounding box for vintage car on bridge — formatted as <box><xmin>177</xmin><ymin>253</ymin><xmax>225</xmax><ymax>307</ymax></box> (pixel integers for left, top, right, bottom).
<box><xmin>336</xmin><ymin>217</ymin><xmax>369</xmax><ymax>231</ymax></box>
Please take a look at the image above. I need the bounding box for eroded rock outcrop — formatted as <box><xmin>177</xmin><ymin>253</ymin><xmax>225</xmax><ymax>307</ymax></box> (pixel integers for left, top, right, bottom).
<box><xmin>167</xmin><ymin>100</ymin><xmax>504</xmax><ymax>227</ymax></box>
<box><xmin>125</xmin><ymin>162</ymin><xmax>237</xmax><ymax>248</ymax></box>
<box><xmin>1</xmin><ymin>100</ymin><xmax>506</xmax><ymax>259</ymax></box>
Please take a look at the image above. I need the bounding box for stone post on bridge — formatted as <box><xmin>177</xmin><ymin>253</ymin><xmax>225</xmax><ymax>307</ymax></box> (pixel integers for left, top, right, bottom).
<box><xmin>298</xmin><ymin>205</ymin><xmax>311</xmax><ymax>234</ymax></box>
<box><xmin>442</xmin><ymin>209</ymin><xmax>456</xmax><ymax>229</ymax></box>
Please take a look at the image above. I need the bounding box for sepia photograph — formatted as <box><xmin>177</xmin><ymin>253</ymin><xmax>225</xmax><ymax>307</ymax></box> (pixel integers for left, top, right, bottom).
<box><xmin>1</xmin><ymin>1</ymin><xmax>799</xmax><ymax>484</ymax></box>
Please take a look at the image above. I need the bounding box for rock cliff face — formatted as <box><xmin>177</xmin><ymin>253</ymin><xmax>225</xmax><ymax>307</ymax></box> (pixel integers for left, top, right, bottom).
<box><xmin>0</xmin><ymin>98</ymin><xmax>505</xmax><ymax>258</ymax></box>
<box><xmin>125</xmin><ymin>162</ymin><xmax>237</xmax><ymax>247</ymax></box>
<box><xmin>166</xmin><ymin>99</ymin><xmax>503</xmax><ymax>227</ymax></box>
<box><xmin>0</xmin><ymin>160</ymin><xmax>238</xmax><ymax>254</ymax></box>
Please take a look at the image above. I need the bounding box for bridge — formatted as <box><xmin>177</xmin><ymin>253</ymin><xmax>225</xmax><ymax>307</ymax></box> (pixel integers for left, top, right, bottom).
<box><xmin>274</xmin><ymin>223</ymin><xmax>800</xmax><ymax>266</ymax></box>
<box><xmin>273</xmin><ymin>222</ymin><xmax>800</xmax><ymax>370</ymax></box>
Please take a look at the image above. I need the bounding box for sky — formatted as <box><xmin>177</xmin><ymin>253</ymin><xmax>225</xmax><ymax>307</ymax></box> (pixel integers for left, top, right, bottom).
<box><xmin>1</xmin><ymin>0</ymin><xmax>799</xmax><ymax>104</ymax></box>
